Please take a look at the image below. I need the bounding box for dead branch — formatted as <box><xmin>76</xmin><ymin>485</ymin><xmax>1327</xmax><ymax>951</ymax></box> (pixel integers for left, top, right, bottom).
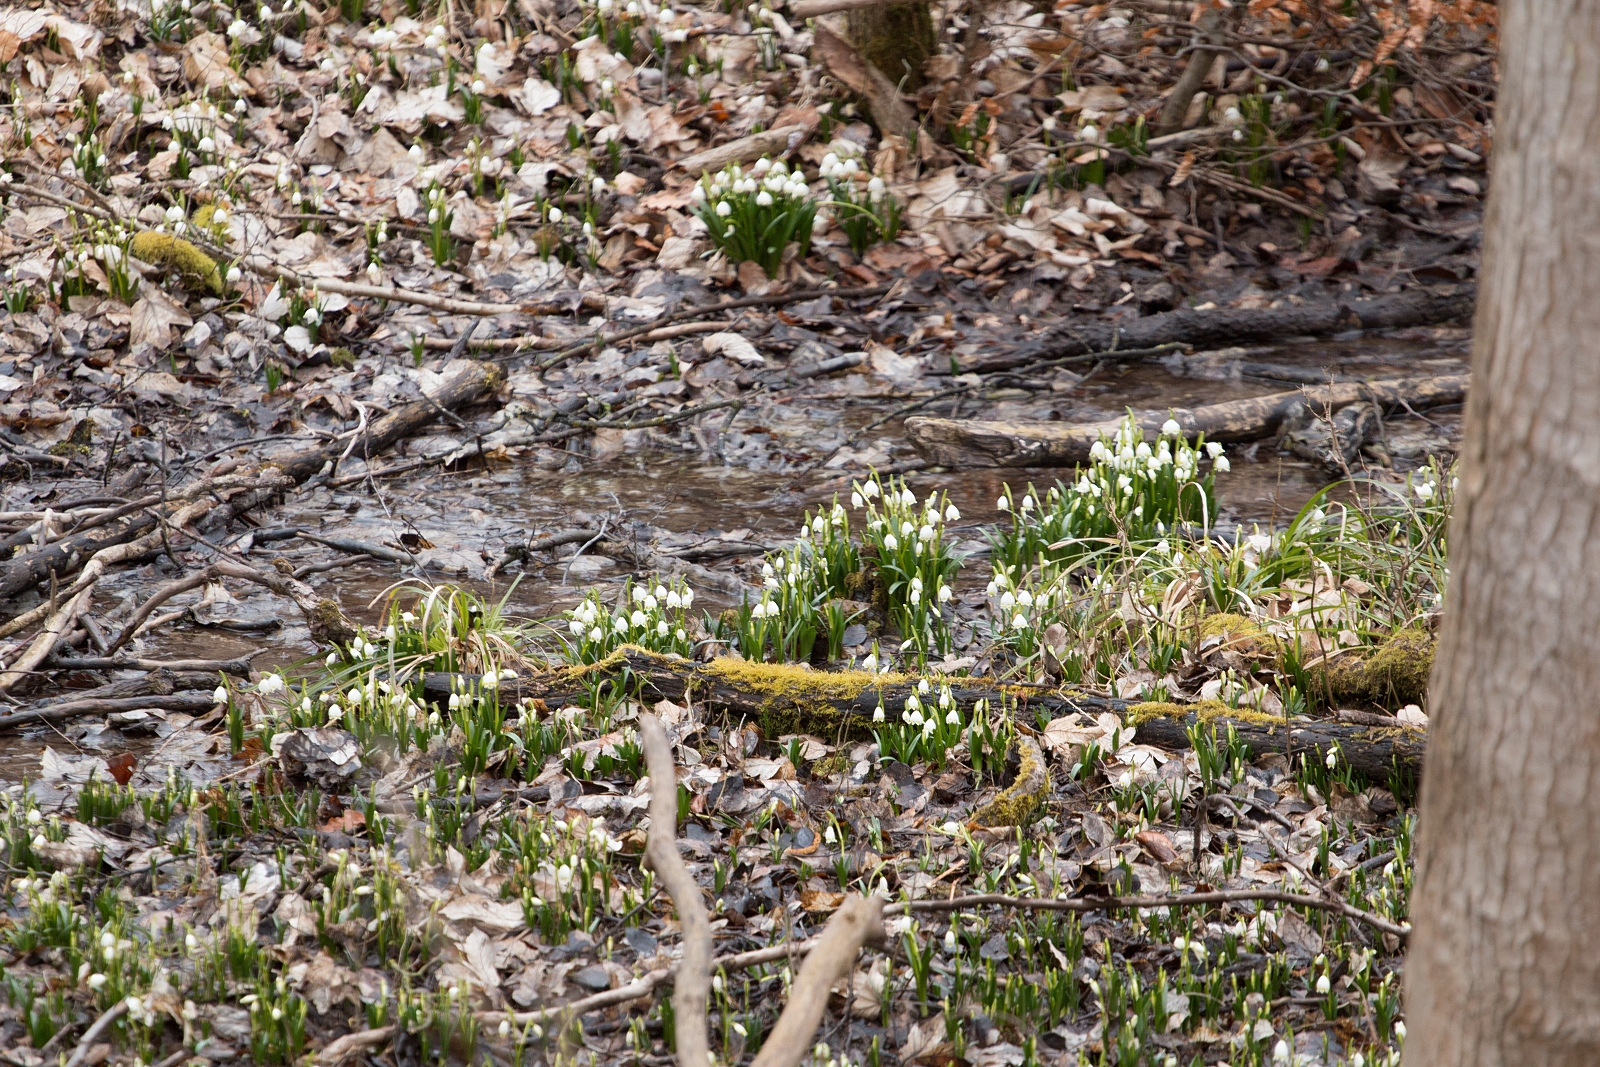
<box><xmin>888</xmin><ymin>889</ymin><xmax>1410</xmax><ymax>940</ymax></box>
<box><xmin>42</xmin><ymin>653</ymin><xmax>263</xmax><ymax>676</ymax></box>
<box><xmin>62</xmin><ymin>1000</ymin><xmax>129</xmax><ymax>1067</ymax></box>
<box><xmin>0</xmin><ymin>693</ymin><xmax>218</xmax><ymax>732</ymax></box>
<box><xmin>0</xmin><ymin>586</ymin><xmax>96</xmax><ymax>695</ymax></box>
<box><xmin>750</xmin><ymin>894</ymin><xmax>888</xmax><ymax>1067</ymax></box>
<box><xmin>421</xmin><ymin>647</ymin><xmax>1426</xmax><ymax>777</ymax></box>
<box><xmin>956</xmin><ymin>286</ymin><xmax>1474</xmax><ymax>375</ymax></box>
<box><xmin>640</xmin><ymin>713</ymin><xmax>714</xmax><ymax>1067</ymax></box>
<box><xmin>1154</xmin><ymin>4</ymin><xmax>1228</xmax><ymax>136</ymax></box>
<box><xmin>905</xmin><ymin>374</ymin><xmax>1467</xmax><ymax>468</ymax></box>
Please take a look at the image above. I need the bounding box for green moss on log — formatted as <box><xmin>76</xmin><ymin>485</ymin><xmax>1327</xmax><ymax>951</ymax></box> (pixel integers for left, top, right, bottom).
<box><xmin>1318</xmin><ymin>628</ymin><xmax>1435</xmax><ymax>708</ymax></box>
<box><xmin>1127</xmin><ymin>699</ymin><xmax>1287</xmax><ymax>731</ymax></box>
<box><xmin>128</xmin><ymin>231</ymin><xmax>225</xmax><ymax>296</ymax></box>
<box><xmin>970</xmin><ymin>734</ymin><xmax>1049</xmax><ymax>827</ymax></box>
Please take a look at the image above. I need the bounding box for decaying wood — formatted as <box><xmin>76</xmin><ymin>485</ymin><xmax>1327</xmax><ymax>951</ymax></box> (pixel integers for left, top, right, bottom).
<box><xmin>420</xmin><ymin>648</ymin><xmax>1426</xmax><ymax>776</ymax></box>
<box><xmin>905</xmin><ymin>374</ymin><xmax>1467</xmax><ymax>468</ymax></box>
<box><xmin>0</xmin><ymin>586</ymin><xmax>95</xmax><ymax>694</ymax></box>
<box><xmin>42</xmin><ymin>653</ymin><xmax>262</xmax><ymax>676</ymax></box>
<box><xmin>640</xmin><ymin>714</ymin><xmax>714</xmax><ymax>1067</ymax></box>
<box><xmin>0</xmin><ymin>693</ymin><xmax>219</xmax><ymax>732</ymax></box>
<box><xmin>959</xmin><ymin>286</ymin><xmax>1475</xmax><ymax>374</ymax></box>
<box><xmin>749</xmin><ymin>895</ymin><xmax>888</xmax><ymax>1067</ymax></box>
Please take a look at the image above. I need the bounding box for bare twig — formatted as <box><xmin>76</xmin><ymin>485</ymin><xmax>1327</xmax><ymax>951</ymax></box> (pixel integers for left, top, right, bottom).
<box><xmin>749</xmin><ymin>895</ymin><xmax>888</xmax><ymax>1067</ymax></box>
<box><xmin>62</xmin><ymin>1000</ymin><xmax>129</xmax><ymax>1067</ymax></box>
<box><xmin>640</xmin><ymin>713</ymin><xmax>713</xmax><ymax>1067</ymax></box>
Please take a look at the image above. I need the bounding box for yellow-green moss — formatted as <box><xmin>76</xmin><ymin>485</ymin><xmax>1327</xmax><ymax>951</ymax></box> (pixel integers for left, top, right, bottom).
<box><xmin>48</xmin><ymin>418</ymin><xmax>95</xmax><ymax>457</ymax></box>
<box><xmin>1127</xmin><ymin>699</ymin><xmax>1286</xmax><ymax>731</ymax></box>
<box><xmin>704</xmin><ymin>655</ymin><xmax>905</xmax><ymax>739</ymax></box>
<box><xmin>970</xmin><ymin>735</ymin><xmax>1049</xmax><ymax>827</ymax></box>
<box><xmin>1195</xmin><ymin>613</ymin><xmax>1282</xmax><ymax>662</ymax></box>
<box><xmin>1319</xmin><ymin>628</ymin><xmax>1435</xmax><ymax>708</ymax></box>
<box><xmin>129</xmin><ymin>231</ymin><xmax>225</xmax><ymax>296</ymax></box>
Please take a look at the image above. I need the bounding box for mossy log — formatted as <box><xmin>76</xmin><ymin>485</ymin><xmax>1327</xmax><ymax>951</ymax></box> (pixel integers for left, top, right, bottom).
<box><xmin>420</xmin><ymin>647</ymin><xmax>1425</xmax><ymax>778</ymax></box>
<box><xmin>905</xmin><ymin>374</ymin><xmax>1468</xmax><ymax>468</ymax></box>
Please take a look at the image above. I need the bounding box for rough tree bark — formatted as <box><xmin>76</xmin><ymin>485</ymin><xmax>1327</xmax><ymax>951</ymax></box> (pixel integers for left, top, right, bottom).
<box><xmin>1403</xmin><ymin>1</ymin><xmax>1600</xmax><ymax>1063</ymax></box>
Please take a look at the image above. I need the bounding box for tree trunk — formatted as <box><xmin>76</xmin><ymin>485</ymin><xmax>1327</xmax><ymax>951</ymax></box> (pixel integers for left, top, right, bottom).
<box><xmin>1404</xmin><ymin>1</ymin><xmax>1600</xmax><ymax>1063</ymax></box>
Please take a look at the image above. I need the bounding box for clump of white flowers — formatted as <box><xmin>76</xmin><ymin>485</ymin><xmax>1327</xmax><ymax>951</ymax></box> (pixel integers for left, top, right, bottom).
<box><xmin>690</xmin><ymin>157</ymin><xmax>816</xmax><ymax>279</ymax></box>
<box><xmin>994</xmin><ymin>413</ymin><xmax>1225</xmax><ymax>569</ymax></box>
<box><xmin>850</xmin><ymin>473</ymin><xmax>961</xmax><ymax>662</ymax></box>
<box><xmin>565</xmin><ymin>578</ymin><xmax>696</xmax><ymax>662</ymax></box>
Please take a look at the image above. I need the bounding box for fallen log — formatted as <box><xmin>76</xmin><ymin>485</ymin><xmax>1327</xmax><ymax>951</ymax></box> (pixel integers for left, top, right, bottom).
<box><xmin>959</xmin><ymin>285</ymin><xmax>1474</xmax><ymax>375</ymax></box>
<box><xmin>419</xmin><ymin>647</ymin><xmax>1424</xmax><ymax>777</ymax></box>
<box><xmin>904</xmin><ymin>374</ymin><xmax>1467</xmax><ymax>468</ymax></box>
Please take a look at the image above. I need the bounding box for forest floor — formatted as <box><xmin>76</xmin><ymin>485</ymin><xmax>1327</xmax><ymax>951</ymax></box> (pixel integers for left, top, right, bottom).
<box><xmin>0</xmin><ymin>0</ymin><xmax>1492</xmax><ymax>1062</ymax></box>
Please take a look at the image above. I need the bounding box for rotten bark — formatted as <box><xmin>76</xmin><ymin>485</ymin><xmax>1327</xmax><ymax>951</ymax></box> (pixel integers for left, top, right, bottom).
<box><xmin>905</xmin><ymin>374</ymin><xmax>1467</xmax><ymax>468</ymax></box>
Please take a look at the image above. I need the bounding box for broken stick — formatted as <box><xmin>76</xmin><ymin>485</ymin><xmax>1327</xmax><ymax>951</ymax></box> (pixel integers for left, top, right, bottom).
<box><xmin>640</xmin><ymin>713</ymin><xmax>714</xmax><ymax>1067</ymax></box>
<box><xmin>749</xmin><ymin>894</ymin><xmax>888</xmax><ymax>1067</ymax></box>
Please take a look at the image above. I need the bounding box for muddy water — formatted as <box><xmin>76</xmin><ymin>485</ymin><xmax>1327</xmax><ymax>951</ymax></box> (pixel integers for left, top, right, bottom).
<box><xmin>16</xmin><ymin>329</ymin><xmax>1467</xmax><ymax>785</ymax></box>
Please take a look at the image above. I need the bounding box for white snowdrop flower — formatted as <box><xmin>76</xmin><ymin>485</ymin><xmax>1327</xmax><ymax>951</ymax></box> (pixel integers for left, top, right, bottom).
<box><xmin>213</xmin><ymin>685</ymin><xmax>229</xmax><ymax>703</ymax></box>
<box><xmin>1017</xmin><ymin>590</ymin><xmax>1033</xmax><ymax>608</ymax></box>
<box><xmin>1272</xmin><ymin>1040</ymin><xmax>1289</xmax><ymax>1064</ymax></box>
<box><xmin>1395</xmin><ymin>1022</ymin><xmax>1406</xmax><ymax>1040</ymax></box>
<box><xmin>884</xmin><ymin>534</ymin><xmax>899</xmax><ymax>550</ymax></box>
<box><xmin>303</xmin><ymin>307</ymin><xmax>321</xmax><ymax>325</ymax></box>
<box><xmin>1081</xmin><ymin>124</ymin><xmax>1099</xmax><ymax>143</ymax></box>
<box><xmin>1315</xmin><ymin>56</ymin><xmax>1330</xmax><ymax>72</ymax></box>
<box><xmin>715</xmin><ymin>201</ymin><xmax>732</xmax><ymax>217</ymax></box>
<box><xmin>1233</xmin><ymin>129</ymin><xmax>1245</xmax><ymax>141</ymax></box>
<box><xmin>1012</xmin><ymin>613</ymin><xmax>1029</xmax><ymax>630</ymax></box>
<box><xmin>1161</xmin><ymin>418</ymin><xmax>1180</xmax><ymax>436</ymax></box>
<box><xmin>1414</xmin><ymin>482</ymin><xmax>1435</xmax><ymax>500</ymax></box>
<box><xmin>643</xmin><ymin>595</ymin><xmax>658</xmax><ymax>610</ymax></box>
<box><xmin>900</xmin><ymin>520</ymin><xmax>914</xmax><ymax>537</ymax></box>
<box><xmin>409</xmin><ymin>144</ymin><xmax>425</xmax><ymax>162</ymax></box>
<box><xmin>1325</xmin><ymin>748</ymin><xmax>1338</xmax><ymax>769</ymax></box>
<box><xmin>589</xmin><ymin>626</ymin><xmax>603</xmax><ymax>642</ymax></box>
<box><xmin>1214</xmin><ymin>456</ymin><xmax>1230</xmax><ymax>472</ymax></box>
<box><xmin>165</xmin><ymin>205</ymin><xmax>185</xmax><ymax>223</ymax></box>
<box><xmin>867</xmin><ymin>175</ymin><xmax>886</xmax><ymax>195</ymax></box>
<box><xmin>919</xmin><ymin>524</ymin><xmax>935</xmax><ymax>541</ymax></box>
<box><xmin>226</xmin><ymin>266</ymin><xmax>243</xmax><ymax>283</ymax></box>
<box><xmin>1090</xmin><ymin>440</ymin><xmax>1109</xmax><ymax>461</ymax></box>
<box><xmin>1136</xmin><ymin>442</ymin><xmax>1152</xmax><ymax>459</ymax></box>
<box><xmin>630</xmin><ymin>610</ymin><xmax>647</xmax><ymax>627</ymax></box>
<box><xmin>427</xmin><ymin>207</ymin><xmax>440</xmax><ymax>224</ymax></box>
<box><xmin>861</xmin><ymin>652</ymin><xmax>878</xmax><ymax>671</ymax></box>
<box><xmin>945</xmin><ymin>503</ymin><xmax>961</xmax><ymax>522</ymax></box>
<box><xmin>471</xmin><ymin>79</ymin><xmax>486</xmax><ymax>93</ymax></box>
<box><xmin>756</xmin><ymin>190</ymin><xmax>774</xmax><ymax>206</ymax></box>
<box><xmin>656</xmin><ymin>620</ymin><xmax>669</xmax><ymax>637</ymax></box>
<box><xmin>569</xmin><ymin>619</ymin><xmax>586</xmax><ymax>636</ymax></box>
<box><xmin>1316</xmin><ymin>974</ymin><xmax>1331</xmax><ymax>994</ymax></box>
<box><xmin>999</xmin><ymin>591</ymin><xmax>1016</xmax><ymax>611</ymax></box>
<box><xmin>548</xmin><ymin>207</ymin><xmax>564</xmax><ymax>222</ymax></box>
<box><xmin>228</xmin><ymin>18</ymin><xmax>248</xmax><ymax>36</ymax></box>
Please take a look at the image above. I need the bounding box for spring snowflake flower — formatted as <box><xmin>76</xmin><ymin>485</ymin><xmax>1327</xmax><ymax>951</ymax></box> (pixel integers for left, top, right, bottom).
<box><xmin>1161</xmin><ymin>418</ymin><xmax>1181</xmax><ymax>435</ymax></box>
<box><xmin>1214</xmin><ymin>456</ymin><xmax>1230</xmax><ymax>472</ymax></box>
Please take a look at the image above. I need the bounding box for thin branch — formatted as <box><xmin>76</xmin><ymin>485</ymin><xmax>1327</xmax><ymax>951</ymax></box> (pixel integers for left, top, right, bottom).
<box><xmin>640</xmin><ymin>713</ymin><xmax>714</xmax><ymax>1067</ymax></box>
<box><xmin>62</xmin><ymin>1000</ymin><xmax>129</xmax><ymax>1067</ymax></box>
<box><xmin>749</xmin><ymin>895</ymin><xmax>888</xmax><ymax>1067</ymax></box>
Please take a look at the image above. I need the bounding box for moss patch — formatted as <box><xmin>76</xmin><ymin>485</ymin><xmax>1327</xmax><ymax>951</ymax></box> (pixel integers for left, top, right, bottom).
<box><xmin>704</xmin><ymin>655</ymin><xmax>904</xmax><ymax>739</ymax></box>
<box><xmin>970</xmin><ymin>734</ymin><xmax>1049</xmax><ymax>827</ymax></box>
<box><xmin>1127</xmin><ymin>699</ymin><xmax>1286</xmax><ymax>731</ymax></box>
<box><xmin>1195</xmin><ymin>613</ymin><xmax>1282</xmax><ymax>663</ymax></box>
<box><xmin>1318</xmin><ymin>628</ymin><xmax>1435</xmax><ymax>709</ymax></box>
<box><xmin>128</xmin><ymin>231</ymin><xmax>225</xmax><ymax>296</ymax></box>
